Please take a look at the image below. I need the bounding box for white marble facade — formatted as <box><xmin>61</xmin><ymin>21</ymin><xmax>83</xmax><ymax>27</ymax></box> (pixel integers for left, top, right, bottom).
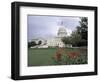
<box><xmin>46</xmin><ymin>26</ymin><xmax>67</xmax><ymax>47</ymax></box>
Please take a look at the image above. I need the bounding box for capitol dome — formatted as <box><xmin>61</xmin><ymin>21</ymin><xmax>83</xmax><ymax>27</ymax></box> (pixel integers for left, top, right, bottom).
<box><xmin>57</xmin><ymin>26</ymin><xmax>67</xmax><ymax>38</ymax></box>
<box><xmin>58</xmin><ymin>26</ymin><xmax>67</xmax><ymax>33</ymax></box>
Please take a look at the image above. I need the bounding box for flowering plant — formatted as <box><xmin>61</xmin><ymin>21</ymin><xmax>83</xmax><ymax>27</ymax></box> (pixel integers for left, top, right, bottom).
<box><xmin>52</xmin><ymin>48</ymin><xmax>87</xmax><ymax>65</ymax></box>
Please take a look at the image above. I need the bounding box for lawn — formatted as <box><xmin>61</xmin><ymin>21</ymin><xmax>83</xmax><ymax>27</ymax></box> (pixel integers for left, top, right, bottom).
<box><xmin>28</xmin><ymin>47</ymin><xmax>87</xmax><ymax>66</ymax></box>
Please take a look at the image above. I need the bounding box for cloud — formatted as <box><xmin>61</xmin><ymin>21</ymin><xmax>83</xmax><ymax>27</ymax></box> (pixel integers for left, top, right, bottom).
<box><xmin>28</xmin><ymin>15</ymin><xmax>80</xmax><ymax>40</ymax></box>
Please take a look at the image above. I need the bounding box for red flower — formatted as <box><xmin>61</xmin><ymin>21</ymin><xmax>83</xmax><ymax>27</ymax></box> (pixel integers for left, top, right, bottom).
<box><xmin>54</xmin><ymin>51</ymin><xmax>62</xmax><ymax>61</ymax></box>
<box><xmin>68</xmin><ymin>52</ymin><xmax>79</xmax><ymax>59</ymax></box>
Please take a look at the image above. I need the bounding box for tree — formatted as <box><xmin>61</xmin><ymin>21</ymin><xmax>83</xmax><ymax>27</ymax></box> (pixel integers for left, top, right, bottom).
<box><xmin>28</xmin><ymin>41</ymin><xmax>37</xmax><ymax>48</ymax></box>
<box><xmin>38</xmin><ymin>40</ymin><xmax>42</xmax><ymax>45</ymax></box>
<box><xmin>62</xmin><ymin>36</ymin><xmax>71</xmax><ymax>45</ymax></box>
<box><xmin>76</xmin><ymin>17</ymin><xmax>88</xmax><ymax>46</ymax></box>
<box><xmin>70</xmin><ymin>31</ymin><xmax>82</xmax><ymax>47</ymax></box>
<box><xmin>76</xmin><ymin>17</ymin><xmax>88</xmax><ymax>40</ymax></box>
<box><xmin>28</xmin><ymin>42</ymin><xmax>32</xmax><ymax>48</ymax></box>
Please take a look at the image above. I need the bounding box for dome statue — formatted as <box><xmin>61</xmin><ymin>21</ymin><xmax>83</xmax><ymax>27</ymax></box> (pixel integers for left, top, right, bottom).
<box><xmin>57</xmin><ymin>26</ymin><xmax>67</xmax><ymax>38</ymax></box>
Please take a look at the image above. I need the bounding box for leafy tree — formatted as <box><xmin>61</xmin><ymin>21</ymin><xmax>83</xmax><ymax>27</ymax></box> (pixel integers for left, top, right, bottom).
<box><xmin>28</xmin><ymin>42</ymin><xmax>32</xmax><ymax>48</ymax></box>
<box><xmin>38</xmin><ymin>40</ymin><xmax>42</xmax><ymax>45</ymax></box>
<box><xmin>76</xmin><ymin>17</ymin><xmax>88</xmax><ymax>40</ymax></box>
<box><xmin>70</xmin><ymin>31</ymin><xmax>82</xmax><ymax>47</ymax></box>
<box><xmin>62</xmin><ymin>36</ymin><xmax>71</xmax><ymax>45</ymax></box>
<box><xmin>28</xmin><ymin>41</ymin><xmax>37</xmax><ymax>48</ymax></box>
<box><xmin>76</xmin><ymin>17</ymin><xmax>88</xmax><ymax>46</ymax></box>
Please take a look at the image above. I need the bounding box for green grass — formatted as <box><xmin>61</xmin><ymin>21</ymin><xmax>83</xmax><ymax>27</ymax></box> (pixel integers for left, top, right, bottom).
<box><xmin>28</xmin><ymin>47</ymin><xmax>87</xmax><ymax>66</ymax></box>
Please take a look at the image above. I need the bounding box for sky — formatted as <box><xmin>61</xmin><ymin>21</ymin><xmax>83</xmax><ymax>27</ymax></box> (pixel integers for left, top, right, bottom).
<box><xmin>27</xmin><ymin>15</ymin><xmax>81</xmax><ymax>41</ymax></box>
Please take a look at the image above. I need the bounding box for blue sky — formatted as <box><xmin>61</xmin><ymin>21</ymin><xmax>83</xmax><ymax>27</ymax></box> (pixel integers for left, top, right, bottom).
<box><xmin>28</xmin><ymin>15</ymin><xmax>80</xmax><ymax>41</ymax></box>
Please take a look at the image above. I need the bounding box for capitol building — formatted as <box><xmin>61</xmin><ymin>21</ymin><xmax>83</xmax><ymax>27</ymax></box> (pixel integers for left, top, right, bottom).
<box><xmin>47</xmin><ymin>26</ymin><xmax>68</xmax><ymax>47</ymax></box>
<box><xmin>31</xmin><ymin>25</ymin><xmax>72</xmax><ymax>48</ymax></box>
